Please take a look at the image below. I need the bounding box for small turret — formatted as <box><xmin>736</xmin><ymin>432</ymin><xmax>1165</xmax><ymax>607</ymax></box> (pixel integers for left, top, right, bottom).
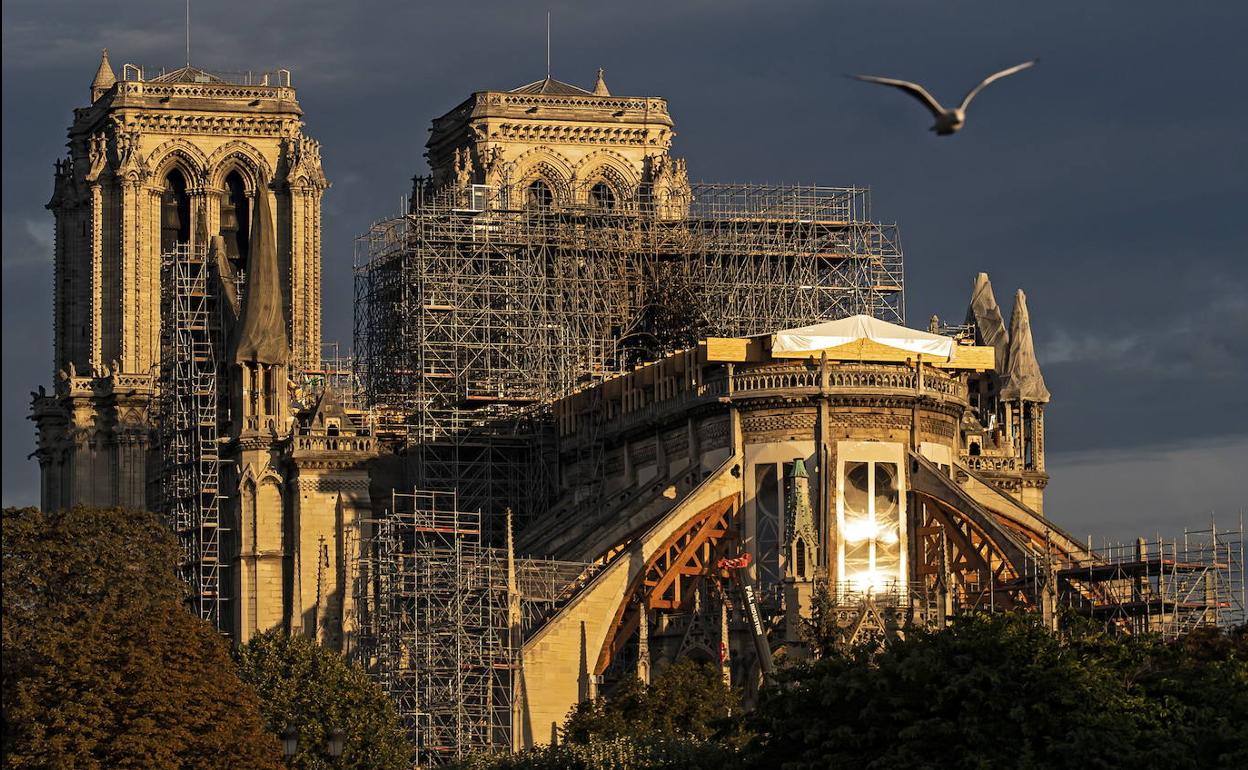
<box><xmin>999</xmin><ymin>290</ymin><xmax>1049</xmax><ymax>509</ymax></box>
<box><xmin>91</xmin><ymin>49</ymin><xmax>116</xmax><ymax>102</ymax></box>
<box><xmin>785</xmin><ymin>458</ymin><xmax>818</xmax><ymax>580</ymax></box>
<box><xmin>999</xmin><ymin>290</ymin><xmax>1049</xmax><ymax>403</ymax></box>
<box><xmin>232</xmin><ymin>177</ymin><xmax>289</xmax><ymax>434</ymax></box>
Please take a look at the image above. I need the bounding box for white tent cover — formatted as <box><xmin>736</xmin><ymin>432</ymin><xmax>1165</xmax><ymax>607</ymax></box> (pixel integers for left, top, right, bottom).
<box><xmin>772</xmin><ymin>315</ymin><xmax>955</xmax><ymax>359</ymax></box>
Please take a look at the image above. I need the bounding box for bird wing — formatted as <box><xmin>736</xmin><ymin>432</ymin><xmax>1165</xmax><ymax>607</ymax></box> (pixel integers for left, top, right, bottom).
<box><xmin>853</xmin><ymin>75</ymin><xmax>946</xmax><ymax>117</ymax></box>
<box><xmin>958</xmin><ymin>60</ymin><xmax>1036</xmax><ymax>112</ymax></box>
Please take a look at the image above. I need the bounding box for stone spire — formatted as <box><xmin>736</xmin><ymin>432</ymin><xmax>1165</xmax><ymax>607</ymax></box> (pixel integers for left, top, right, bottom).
<box><xmin>233</xmin><ymin>181</ymin><xmax>289</xmax><ymax>365</ymax></box>
<box><xmin>966</xmin><ymin>272</ymin><xmax>1009</xmax><ymax>371</ymax></box>
<box><xmin>999</xmin><ymin>289</ymin><xmax>1050</xmax><ymax>403</ymax></box>
<box><xmin>91</xmin><ymin>49</ymin><xmax>117</xmax><ymax>101</ymax></box>
<box><xmin>592</xmin><ymin>67</ymin><xmax>610</xmax><ymax>96</ymax></box>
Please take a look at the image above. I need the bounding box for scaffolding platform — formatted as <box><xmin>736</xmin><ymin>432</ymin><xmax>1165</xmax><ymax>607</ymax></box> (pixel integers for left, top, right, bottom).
<box><xmin>1059</xmin><ymin>523</ymin><xmax>1245</xmax><ymax>638</ymax></box>
<box><xmin>353</xmin><ymin>181</ymin><xmax>906</xmax><ymax>537</ymax></box>
<box><xmin>158</xmin><ymin>242</ymin><xmax>230</xmax><ymax>633</ymax></box>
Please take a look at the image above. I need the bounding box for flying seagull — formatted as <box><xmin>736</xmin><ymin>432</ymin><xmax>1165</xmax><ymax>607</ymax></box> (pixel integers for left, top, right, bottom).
<box><xmin>854</xmin><ymin>60</ymin><xmax>1036</xmax><ymax>135</ymax></box>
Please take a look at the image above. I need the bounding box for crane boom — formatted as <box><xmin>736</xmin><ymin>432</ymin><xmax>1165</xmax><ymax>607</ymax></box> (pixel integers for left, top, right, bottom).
<box><xmin>717</xmin><ymin>553</ymin><xmax>776</xmax><ymax>685</ymax></box>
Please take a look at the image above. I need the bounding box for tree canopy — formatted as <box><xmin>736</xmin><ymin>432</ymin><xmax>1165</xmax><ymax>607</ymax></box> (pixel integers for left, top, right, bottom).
<box><xmin>235</xmin><ymin>630</ymin><xmax>412</xmax><ymax>770</ymax></box>
<box><xmin>453</xmin><ymin>659</ymin><xmax>742</xmax><ymax>770</ymax></box>
<box><xmin>743</xmin><ymin>612</ymin><xmax>1248</xmax><ymax>770</ymax></box>
<box><xmin>562</xmin><ymin>658</ymin><xmax>741</xmax><ymax>746</ymax></box>
<box><xmin>2</xmin><ymin>505</ymin><xmax>282</xmax><ymax>769</ymax></box>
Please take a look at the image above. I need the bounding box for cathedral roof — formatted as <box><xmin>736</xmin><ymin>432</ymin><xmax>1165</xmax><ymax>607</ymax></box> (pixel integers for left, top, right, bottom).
<box><xmin>966</xmin><ymin>272</ymin><xmax>1010</xmax><ymax>372</ymax></box>
<box><xmin>999</xmin><ymin>289</ymin><xmax>1050</xmax><ymax>403</ymax></box>
<box><xmin>309</xmin><ymin>385</ymin><xmax>351</xmax><ymax>422</ymax></box>
<box><xmin>149</xmin><ymin>65</ymin><xmax>227</xmax><ymax>84</ymax></box>
<box><xmin>233</xmin><ymin>180</ymin><xmax>289</xmax><ymax>365</ymax></box>
<box><xmin>509</xmin><ymin>76</ymin><xmax>593</xmax><ymax>96</ymax></box>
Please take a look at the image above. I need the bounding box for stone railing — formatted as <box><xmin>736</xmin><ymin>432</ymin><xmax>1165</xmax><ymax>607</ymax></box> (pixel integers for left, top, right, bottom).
<box><xmin>292</xmin><ymin>435</ymin><xmax>375</xmax><ymax>454</ymax></box>
<box><xmin>731</xmin><ymin>362</ymin><xmax>964</xmax><ymax>401</ymax></box>
<box><xmin>960</xmin><ymin>454</ymin><xmax>1019</xmax><ymax>473</ymax></box>
<box><xmin>116</xmin><ymin>81</ymin><xmax>295</xmax><ymax>102</ymax></box>
<box><xmin>491</xmin><ymin>93</ymin><xmax>669</xmax><ymax>114</ymax></box>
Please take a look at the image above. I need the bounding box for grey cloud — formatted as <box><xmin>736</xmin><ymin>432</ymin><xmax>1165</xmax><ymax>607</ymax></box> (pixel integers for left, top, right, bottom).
<box><xmin>3</xmin><ymin>0</ymin><xmax>1246</xmax><ymax>540</ymax></box>
<box><xmin>1040</xmin><ymin>292</ymin><xmax>1248</xmax><ymax>378</ymax></box>
<box><xmin>1046</xmin><ymin>435</ymin><xmax>1248</xmax><ymax>545</ymax></box>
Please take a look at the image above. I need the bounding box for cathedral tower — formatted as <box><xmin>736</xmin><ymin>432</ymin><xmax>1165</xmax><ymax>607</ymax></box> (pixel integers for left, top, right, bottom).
<box><xmin>421</xmin><ymin>69</ymin><xmax>687</xmax><ymax>213</ymax></box>
<box><xmin>31</xmin><ymin>52</ymin><xmax>329</xmax><ymax>511</ymax></box>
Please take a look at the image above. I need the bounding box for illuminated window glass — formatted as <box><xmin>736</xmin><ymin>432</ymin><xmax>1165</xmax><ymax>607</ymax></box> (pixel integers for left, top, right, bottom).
<box><xmin>839</xmin><ymin>460</ymin><xmax>903</xmax><ymax>594</ymax></box>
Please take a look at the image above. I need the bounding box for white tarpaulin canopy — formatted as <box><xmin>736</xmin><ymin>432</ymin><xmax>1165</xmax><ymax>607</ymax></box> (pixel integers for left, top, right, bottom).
<box><xmin>772</xmin><ymin>315</ymin><xmax>955</xmax><ymax>359</ymax></box>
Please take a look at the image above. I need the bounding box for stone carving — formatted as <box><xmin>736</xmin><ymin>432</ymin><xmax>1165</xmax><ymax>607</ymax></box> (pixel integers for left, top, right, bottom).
<box><xmin>284</xmin><ymin>133</ymin><xmax>327</xmax><ymax>189</ymax></box>
<box><xmin>828</xmin><ymin>413</ymin><xmax>912</xmax><ymax>431</ymax></box>
<box><xmin>48</xmin><ymin>156</ymin><xmax>76</xmax><ymax>208</ymax></box>
<box><xmin>454</xmin><ymin>147</ymin><xmax>472</xmax><ymax>190</ymax></box>
<box><xmin>920</xmin><ymin>416</ymin><xmax>956</xmax><ymax>438</ymax></box>
<box><xmin>113</xmin><ymin>125</ymin><xmax>146</xmax><ymax>181</ymax></box>
<box><xmin>86</xmin><ymin>133</ymin><xmax>108</xmax><ymax>181</ymax></box>
<box><xmin>481</xmin><ymin>146</ymin><xmax>504</xmax><ymax>187</ymax></box>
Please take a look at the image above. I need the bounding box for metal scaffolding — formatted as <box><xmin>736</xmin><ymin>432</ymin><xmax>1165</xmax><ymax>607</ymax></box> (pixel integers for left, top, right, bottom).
<box><xmin>353</xmin><ymin>182</ymin><xmax>905</xmax><ymax>533</ymax></box>
<box><xmin>353</xmin><ymin>489</ymin><xmax>602</xmax><ymax>763</ymax></box>
<box><xmin>367</xmin><ymin>489</ymin><xmax>513</xmax><ymax>765</ymax></box>
<box><xmin>158</xmin><ymin>242</ymin><xmax>228</xmax><ymax>632</ymax></box>
<box><xmin>1060</xmin><ymin>521</ymin><xmax>1246</xmax><ymax>639</ymax></box>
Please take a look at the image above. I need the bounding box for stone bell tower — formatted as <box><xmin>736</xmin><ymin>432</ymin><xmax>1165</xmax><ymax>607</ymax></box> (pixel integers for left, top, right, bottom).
<box><xmin>31</xmin><ymin>50</ymin><xmax>329</xmax><ymax>512</ymax></box>
<box><xmin>421</xmin><ymin>68</ymin><xmax>688</xmax><ymax>213</ymax></box>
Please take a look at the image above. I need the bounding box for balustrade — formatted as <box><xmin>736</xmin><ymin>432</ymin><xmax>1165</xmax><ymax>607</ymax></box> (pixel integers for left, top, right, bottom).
<box><xmin>730</xmin><ymin>362</ymin><xmax>964</xmax><ymax>401</ymax></box>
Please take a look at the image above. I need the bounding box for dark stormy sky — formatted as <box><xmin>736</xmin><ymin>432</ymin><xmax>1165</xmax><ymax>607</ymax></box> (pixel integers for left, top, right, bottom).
<box><xmin>4</xmin><ymin>1</ymin><xmax>1245</xmax><ymax>541</ymax></box>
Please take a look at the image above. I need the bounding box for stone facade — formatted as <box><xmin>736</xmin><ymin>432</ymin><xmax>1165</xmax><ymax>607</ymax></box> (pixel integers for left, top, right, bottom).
<box><xmin>30</xmin><ymin>53</ymin><xmax>369</xmax><ymax>648</ymax></box>
<box><xmin>421</xmin><ymin>71</ymin><xmax>688</xmax><ymax>212</ymax></box>
<box><xmin>32</xmin><ymin>53</ymin><xmax>328</xmax><ymax>513</ymax></box>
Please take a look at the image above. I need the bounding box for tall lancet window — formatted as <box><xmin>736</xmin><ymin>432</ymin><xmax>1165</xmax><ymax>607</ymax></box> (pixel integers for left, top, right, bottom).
<box><xmin>837</xmin><ymin>443</ymin><xmax>907</xmax><ymax>596</ymax></box>
<box><xmin>161</xmin><ymin>169</ymin><xmax>191</xmax><ymax>253</ymax></box>
<box><xmin>589</xmin><ymin>182</ymin><xmax>615</xmax><ymax>211</ymax></box>
<box><xmin>526</xmin><ymin>179</ymin><xmax>553</xmax><ymax>210</ymax></box>
<box><xmin>221</xmin><ymin>171</ymin><xmax>250</xmax><ymax>269</ymax></box>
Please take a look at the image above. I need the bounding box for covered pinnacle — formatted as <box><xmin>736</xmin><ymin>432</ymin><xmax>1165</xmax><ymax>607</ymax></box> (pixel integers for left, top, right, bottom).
<box><xmin>91</xmin><ymin>49</ymin><xmax>117</xmax><ymax>101</ymax></box>
<box><xmin>233</xmin><ymin>179</ymin><xmax>289</xmax><ymax>365</ymax></box>
<box><xmin>999</xmin><ymin>289</ymin><xmax>1050</xmax><ymax>403</ymax></box>
<box><xmin>966</xmin><ymin>272</ymin><xmax>1009</xmax><ymax>371</ymax></box>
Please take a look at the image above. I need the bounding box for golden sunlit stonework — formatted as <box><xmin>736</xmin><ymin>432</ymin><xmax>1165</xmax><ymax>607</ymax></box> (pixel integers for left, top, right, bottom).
<box><xmin>29</xmin><ymin>54</ymin><xmax>1240</xmax><ymax>764</ymax></box>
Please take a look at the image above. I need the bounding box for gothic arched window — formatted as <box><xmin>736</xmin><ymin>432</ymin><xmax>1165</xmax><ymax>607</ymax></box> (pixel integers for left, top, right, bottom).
<box><xmin>589</xmin><ymin>181</ymin><xmax>615</xmax><ymax>211</ymax></box>
<box><xmin>161</xmin><ymin>169</ymin><xmax>191</xmax><ymax>253</ymax></box>
<box><xmin>526</xmin><ymin>179</ymin><xmax>553</xmax><ymax>210</ymax></box>
<box><xmin>221</xmin><ymin>170</ymin><xmax>250</xmax><ymax>269</ymax></box>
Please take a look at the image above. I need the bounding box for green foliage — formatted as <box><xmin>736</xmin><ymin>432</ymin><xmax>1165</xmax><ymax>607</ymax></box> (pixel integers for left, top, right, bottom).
<box><xmin>2</xmin><ymin>506</ymin><xmax>282</xmax><ymax>769</ymax></box>
<box><xmin>235</xmin><ymin>630</ymin><xmax>412</xmax><ymax>770</ymax></box>
<box><xmin>450</xmin><ymin>735</ymin><xmax>734</xmax><ymax>770</ymax></box>
<box><xmin>742</xmin><ymin>612</ymin><xmax>1248</xmax><ymax>770</ymax></box>
<box><xmin>800</xmin><ymin>580</ymin><xmax>841</xmax><ymax>658</ymax></box>
<box><xmin>562</xmin><ymin>659</ymin><xmax>742</xmax><ymax>747</ymax></box>
<box><xmin>453</xmin><ymin>660</ymin><xmax>742</xmax><ymax>770</ymax></box>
